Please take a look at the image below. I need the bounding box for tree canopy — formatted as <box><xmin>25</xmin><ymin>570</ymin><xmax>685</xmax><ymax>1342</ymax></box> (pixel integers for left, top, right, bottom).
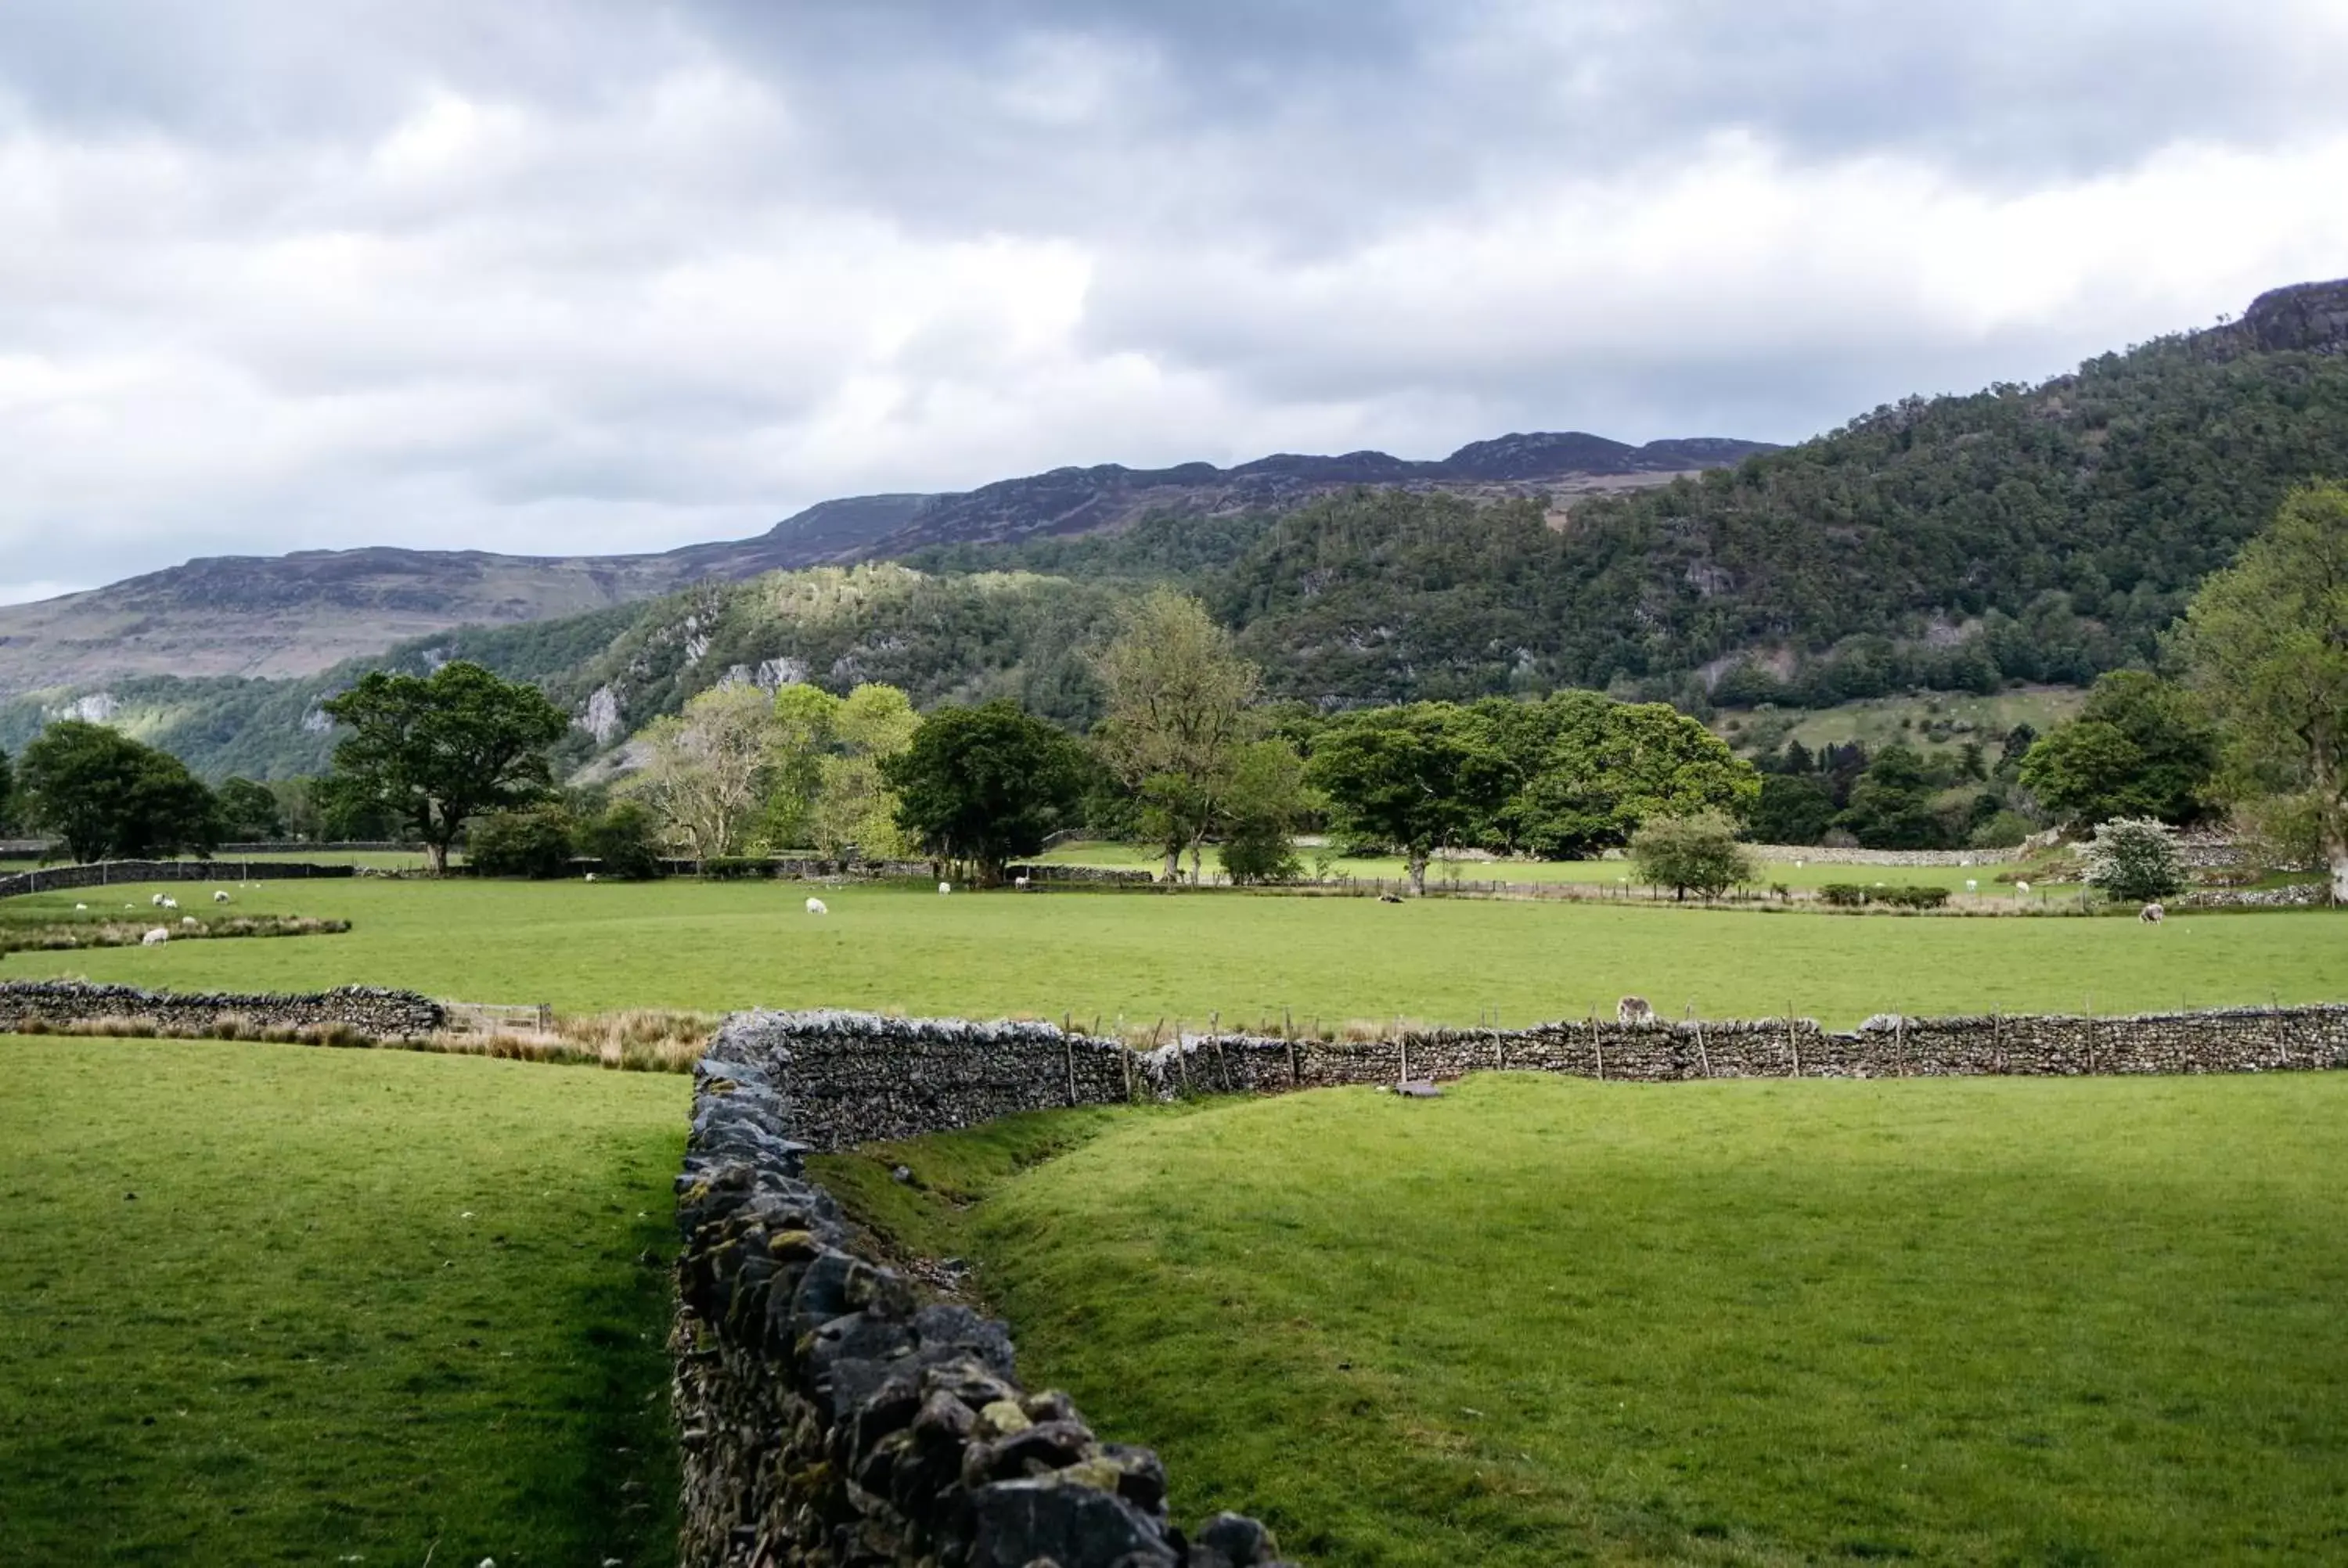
<box><xmin>881</xmin><ymin>700</ymin><xmax>1086</xmax><ymax>883</ymax></box>
<box><xmin>319</xmin><ymin>661</ymin><xmax>569</xmax><ymax>873</ymax></box>
<box><xmin>19</xmin><ymin>721</ymin><xmax>218</xmax><ymax>863</ymax></box>
<box><xmin>2018</xmin><ymin>671</ymin><xmax>2217</xmax><ymax>827</ymax></box>
<box><xmin>2181</xmin><ymin>480</ymin><xmax>2348</xmax><ymax>901</ymax></box>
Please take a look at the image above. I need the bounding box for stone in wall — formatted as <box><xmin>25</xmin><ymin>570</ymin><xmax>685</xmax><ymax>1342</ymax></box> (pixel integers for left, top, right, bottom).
<box><xmin>675</xmin><ymin>1034</ymin><xmax>1292</xmax><ymax>1567</ymax></box>
<box><xmin>0</xmin><ymin>980</ymin><xmax>445</xmax><ymax>1039</ymax></box>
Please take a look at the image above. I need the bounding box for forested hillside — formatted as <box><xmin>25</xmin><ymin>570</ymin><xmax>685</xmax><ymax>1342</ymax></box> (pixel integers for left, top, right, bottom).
<box><xmin>12</xmin><ymin>280</ymin><xmax>2346</xmax><ymax>780</ymax></box>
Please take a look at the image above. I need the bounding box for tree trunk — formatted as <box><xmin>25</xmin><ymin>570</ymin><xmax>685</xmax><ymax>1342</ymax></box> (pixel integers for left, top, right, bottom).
<box><xmin>1161</xmin><ymin>848</ymin><xmax>1179</xmax><ymax>883</ymax></box>
<box><xmin>425</xmin><ymin>840</ymin><xmax>449</xmax><ymax>876</ymax></box>
<box><xmin>1190</xmin><ymin>842</ymin><xmax>1203</xmax><ymax>885</ymax></box>
<box><xmin>1407</xmin><ymin>851</ymin><xmax>1428</xmax><ymax>897</ymax></box>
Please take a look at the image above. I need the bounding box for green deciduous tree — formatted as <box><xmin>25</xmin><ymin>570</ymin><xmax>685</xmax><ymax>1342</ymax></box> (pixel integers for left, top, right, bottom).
<box><xmin>1836</xmin><ymin>744</ymin><xmax>1947</xmax><ymax>849</ymax></box>
<box><xmin>2017</xmin><ymin>671</ymin><xmax>2217</xmax><ymax>827</ymax></box>
<box><xmin>1629</xmin><ymin>809</ymin><xmax>1756</xmax><ymax>901</ymax></box>
<box><xmin>760</xmin><ymin>683</ymin><xmax>845</xmax><ymax>850</ymax></box>
<box><xmin>881</xmin><ymin>700</ymin><xmax>1086</xmax><ymax>883</ymax></box>
<box><xmin>465</xmin><ymin>804</ymin><xmax>578</xmax><ymax>879</ymax></box>
<box><xmin>214</xmin><ymin>777</ymin><xmax>285</xmax><ymax>841</ymax></box>
<box><xmin>2181</xmin><ymin>481</ymin><xmax>2348</xmax><ymax>903</ymax></box>
<box><xmin>19</xmin><ymin>721</ymin><xmax>219</xmax><ymax>863</ymax></box>
<box><xmin>0</xmin><ymin>746</ymin><xmax>14</xmax><ymax>833</ymax></box>
<box><xmin>319</xmin><ymin>661</ymin><xmax>570</xmax><ymax>874</ymax></box>
<box><xmin>1305</xmin><ymin>706</ymin><xmax>1505</xmax><ymax>894</ymax></box>
<box><xmin>1215</xmin><ymin>739</ymin><xmax>1313</xmax><ymax>884</ymax></box>
<box><xmin>1473</xmin><ymin>692</ymin><xmax>1759</xmax><ymax>858</ymax></box>
<box><xmin>576</xmin><ymin>800</ymin><xmax>665</xmax><ymax>879</ymax></box>
<box><xmin>1750</xmin><ymin>772</ymin><xmax>1837</xmax><ymax>845</ymax></box>
<box><xmin>812</xmin><ymin>685</ymin><xmax>922</xmax><ymax>861</ymax></box>
<box><xmin>1094</xmin><ymin>588</ymin><xmax>1262</xmax><ymax>882</ymax></box>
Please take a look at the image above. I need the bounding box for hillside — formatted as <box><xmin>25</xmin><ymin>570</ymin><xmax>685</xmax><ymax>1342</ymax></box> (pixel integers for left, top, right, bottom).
<box><xmin>0</xmin><ymin>433</ymin><xmax>1758</xmax><ymax>697</ymax></box>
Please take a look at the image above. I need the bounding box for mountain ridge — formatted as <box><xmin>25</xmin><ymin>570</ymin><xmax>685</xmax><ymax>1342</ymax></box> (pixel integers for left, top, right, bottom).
<box><xmin>0</xmin><ymin>432</ymin><xmax>1770</xmax><ymax>697</ymax></box>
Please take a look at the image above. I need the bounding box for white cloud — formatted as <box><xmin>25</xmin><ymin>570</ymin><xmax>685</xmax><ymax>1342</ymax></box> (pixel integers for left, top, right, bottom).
<box><xmin>0</xmin><ymin>0</ymin><xmax>2344</xmax><ymax>602</ymax></box>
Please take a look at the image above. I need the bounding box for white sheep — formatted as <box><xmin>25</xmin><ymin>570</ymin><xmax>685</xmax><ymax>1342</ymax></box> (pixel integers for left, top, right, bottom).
<box><xmin>74</xmin><ymin>902</ymin><xmax>88</xmax><ymax>912</ymax></box>
<box><xmin>142</xmin><ymin>927</ymin><xmax>171</xmax><ymax>946</ymax></box>
<box><xmin>2015</xmin><ymin>880</ymin><xmax>2031</xmax><ymax>894</ymax></box>
<box><xmin>213</xmin><ymin>890</ymin><xmax>230</xmax><ymax>904</ymax></box>
<box><xmin>150</xmin><ymin>893</ymin><xmax>166</xmax><ymax>908</ymax></box>
<box><xmin>805</xmin><ymin>896</ymin><xmax>829</xmax><ymax>915</ymax></box>
<box><xmin>938</xmin><ymin>881</ymin><xmax>952</xmax><ymax>896</ymax></box>
<box><xmin>584</xmin><ymin>872</ymin><xmax>597</xmax><ymax>883</ymax></box>
<box><xmin>180</xmin><ymin>915</ymin><xmax>197</xmax><ymax>928</ymax></box>
<box><xmin>2140</xmin><ymin>902</ymin><xmax>2166</xmax><ymax>925</ymax></box>
<box><xmin>1014</xmin><ymin>875</ymin><xmax>1031</xmax><ymax>891</ymax></box>
<box><xmin>160</xmin><ymin>896</ymin><xmax>179</xmax><ymax>910</ymax></box>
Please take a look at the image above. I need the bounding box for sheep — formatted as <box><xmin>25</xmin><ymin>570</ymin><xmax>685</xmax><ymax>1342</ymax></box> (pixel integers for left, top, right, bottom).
<box><xmin>1616</xmin><ymin>995</ymin><xmax>1655</xmax><ymax>1025</ymax></box>
<box><xmin>74</xmin><ymin>903</ymin><xmax>88</xmax><ymax>912</ymax></box>
<box><xmin>938</xmin><ymin>882</ymin><xmax>952</xmax><ymax>896</ymax></box>
<box><xmin>180</xmin><ymin>915</ymin><xmax>198</xmax><ymax>928</ymax></box>
<box><xmin>142</xmin><ymin>927</ymin><xmax>171</xmax><ymax>947</ymax></box>
<box><xmin>805</xmin><ymin>897</ymin><xmax>829</xmax><ymax>915</ymax></box>
<box><xmin>584</xmin><ymin>872</ymin><xmax>597</xmax><ymax>883</ymax></box>
<box><xmin>1014</xmin><ymin>875</ymin><xmax>1031</xmax><ymax>891</ymax></box>
<box><xmin>2140</xmin><ymin>902</ymin><xmax>2166</xmax><ymax>925</ymax></box>
<box><xmin>213</xmin><ymin>890</ymin><xmax>230</xmax><ymax>904</ymax></box>
<box><xmin>150</xmin><ymin>893</ymin><xmax>167</xmax><ymax>908</ymax></box>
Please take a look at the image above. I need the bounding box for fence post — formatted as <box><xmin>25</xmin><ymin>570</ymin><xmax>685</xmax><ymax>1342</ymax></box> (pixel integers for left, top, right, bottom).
<box><xmin>1175</xmin><ymin>1020</ymin><xmax>1190</xmax><ymax>1095</ymax></box>
<box><xmin>1694</xmin><ymin>1018</ymin><xmax>1710</xmax><ymax>1079</ymax></box>
<box><xmin>1895</xmin><ymin>1012</ymin><xmax>1907</xmax><ymax>1077</ymax></box>
<box><xmin>1786</xmin><ymin>1005</ymin><xmax>1801</xmax><ymax>1077</ymax></box>
<box><xmin>1063</xmin><ymin>1025</ymin><xmax>1078</xmax><ymax>1108</ymax></box>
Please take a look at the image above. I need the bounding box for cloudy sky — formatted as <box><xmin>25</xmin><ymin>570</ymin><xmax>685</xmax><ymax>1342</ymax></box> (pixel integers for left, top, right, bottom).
<box><xmin>3</xmin><ymin>0</ymin><xmax>2346</xmax><ymax>603</ymax></box>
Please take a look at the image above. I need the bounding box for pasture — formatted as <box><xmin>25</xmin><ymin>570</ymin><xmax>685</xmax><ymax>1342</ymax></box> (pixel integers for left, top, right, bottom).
<box><xmin>0</xmin><ymin>1034</ymin><xmax>685</xmax><ymax>1566</ymax></box>
<box><xmin>838</xmin><ymin>1072</ymin><xmax>2348</xmax><ymax>1566</ymax></box>
<box><xmin>2</xmin><ymin>876</ymin><xmax>2341</xmax><ymax>1030</ymax></box>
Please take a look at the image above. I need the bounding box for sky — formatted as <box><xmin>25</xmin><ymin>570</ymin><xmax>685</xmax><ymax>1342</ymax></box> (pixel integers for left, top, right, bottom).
<box><xmin>3</xmin><ymin>1</ymin><xmax>2346</xmax><ymax>605</ymax></box>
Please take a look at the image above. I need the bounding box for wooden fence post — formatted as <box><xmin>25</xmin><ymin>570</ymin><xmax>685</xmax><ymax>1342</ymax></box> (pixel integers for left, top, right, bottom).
<box><xmin>1694</xmin><ymin>1018</ymin><xmax>1710</xmax><ymax>1079</ymax></box>
<box><xmin>1895</xmin><ymin>1012</ymin><xmax>1907</xmax><ymax>1077</ymax></box>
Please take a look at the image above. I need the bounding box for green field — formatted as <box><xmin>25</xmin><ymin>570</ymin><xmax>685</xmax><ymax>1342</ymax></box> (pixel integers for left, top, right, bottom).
<box><xmin>1714</xmin><ymin>687</ymin><xmax>2090</xmax><ymax>761</ymax></box>
<box><xmin>0</xmin><ymin>1036</ymin><xmax>686</xmax><ymax>1566</ymax></box>
<box><xmin>3</xmin><ymin>877</ymin><xmax>2339</xmax><ymax>1029</ymax></box>
<box><xmin>835</xmin><ymin>1073</ymin><xmax>2348</xmax><ymax>1566</ymax></box>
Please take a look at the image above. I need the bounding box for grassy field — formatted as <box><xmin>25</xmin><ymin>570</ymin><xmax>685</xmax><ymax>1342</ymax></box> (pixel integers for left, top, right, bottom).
<box><xmin>835</xmin><ymin>1073</ymin><xmax>2348</xmax><ymax>1566</ymax></box>
<box><xmin>2</xmin><ymin>878</ymin><xmax>2340</xmax><ymax>1029</ymax></box>
<box><xmin>0</xmin><ymin>1035</ymin><xmax>686</xmax><ymax>1566</ymax></box>
<box><xmin>1714</xmin><ymin>687</ymin><xmax>2089</xmax><ymax>760</ymax></box>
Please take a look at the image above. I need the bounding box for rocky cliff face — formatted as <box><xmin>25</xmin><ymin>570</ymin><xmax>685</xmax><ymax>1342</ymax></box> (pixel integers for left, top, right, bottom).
<box><xmin>2225</xmin><ymin>278</ymin><xmax>2348</xmax><ymax>355</ymax></box>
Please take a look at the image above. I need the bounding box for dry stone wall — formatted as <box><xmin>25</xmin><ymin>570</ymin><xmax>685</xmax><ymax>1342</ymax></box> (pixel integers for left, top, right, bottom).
<box><xmin>726</xmin><ymin>1004</ymin><xmax>2348</xmax><ymax>1152</ymax></box>
<box><xmin>675</xmin><ymin>1031</ymin><xmax>1292</xmax><ymax>1568</ymax></box>
<box><xmin>0</xmin><ymin>980</ymin><xmax>444</xmax><ymax>1038</ymax></box>
<box><xmin>0</xmin><ymin>859</ymin><xmax>358</xmax><ymax>901</ymax></box>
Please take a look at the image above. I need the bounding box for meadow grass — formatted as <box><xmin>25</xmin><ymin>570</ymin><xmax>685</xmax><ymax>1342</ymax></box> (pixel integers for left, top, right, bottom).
<box><xmin>2</xmin><ymin>878</ymin><xmax>2340</xmax><ymax>1030</ymax></box>
<box><xmin>837</xmin><ymin>1072</ymin><xmax>2348</xmax><ymax>1566</ymax></box>
<box><xmin>0</xmin><ymin>1035</ymin><xmax>687</xmax><ymax>1566</ymax></box>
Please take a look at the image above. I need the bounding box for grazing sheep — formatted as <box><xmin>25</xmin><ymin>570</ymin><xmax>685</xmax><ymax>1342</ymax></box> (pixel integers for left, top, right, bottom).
<box><xmin>938</xmin><ymin>882</ymin><xmax>952</xmax><ymax>896</ymax></box>
<box><xmin>74</xmin><ymin>903</ymin><xmax>88</xmax><ymax>912</ymax></box>
<box><xmin>213</xmin><ymin>890</ymin><xmax>230</xmax><ymax>903</ymax></box>
<box><xmin>584</xmin><ymin>872</ymin><xmax>597</xmax><ymax>883</ymax></box>
<box><xmin>160</xmin><ymin>896</ymin><xmax>179</xmax><ymax>910</ymax></box>
<box><xmin>2140</xmin><ymin>902</ymin><xmax>2166</xmax><ymax>925</ymax></box>
<box><xmin>150</xmin><ymin>893</ymin><xmax>166</xmax><ymax>907</ymax></box>
<box><xmin>1014</xmin><ymin>875</ymin><xmax>1031</xmax><ymax>891</ymax></box>
<box><xmin>805</xmin><ymin>897</ymin><xmax>829</xmax><ymax>915</ymax></box>
<box><xmin>1377</xmin><ymin>892</ymin><xmax>1403</xmax><ymax>904</ymax></box>
<box><xmin>141</xmin><ymin>927</ymin><xmax>170</xmax><ymax>946</ymax></box>
<box><xmin>181</xmin><ymin>915</ymin><xmax>198</xmax><ymax>928</ymax></box>
<box><xmin>1616</xmin><ymin>995</ymin><xmax>1655</xmax><ymax>1025</ymax></box>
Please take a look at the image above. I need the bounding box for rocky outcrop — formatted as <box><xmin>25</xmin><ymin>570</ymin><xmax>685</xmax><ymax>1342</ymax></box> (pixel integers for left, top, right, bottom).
<box><xmin>674</xmin><ymin>1035</ymin><xmax>1291</xmax><ymax>1567</ymax></box>
<box><xmin>2235</xmin><ymin>278</ymin><xmax>2348</xmax><ymax>355</ymax></box>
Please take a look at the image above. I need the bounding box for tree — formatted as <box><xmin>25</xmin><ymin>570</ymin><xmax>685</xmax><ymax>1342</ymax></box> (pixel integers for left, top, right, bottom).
<box><xmin>1475</xmin><ymin>692</ymin><xmax>1759</xmax><ymax>858</ymax></box>
<box><xmin>576</xmin><ymin>799</ymin><xmax>665</xmax><ymax>879</ymax></box>
<box><xmin>760</xmin><ymin>684</ymin><xmax>844</xmax><ymax>850</ymax></box>
<box><xmin>812</xmin><ymin>685</ymin><xmax>920</xmax><ymax>861</ymax></box>
<box><xmin>1749</xmin><ymin>772</ymin><xmax>1837</xmax><ymax>845</ymax></box>
<box><xmin>882</xmin><ymin>701</ymin><xmax>1086</xmax><ymax>883</ymax></box>
<box><xmin>1215</xmin><ymin>739</ymin><xmax>1312</xmax><ymax>884</ymax></box>
<box><xmin>319</xmin><ymin>661</ymin><xmax>570</xmax><ymax>874</ymax></box>
<box><xmin>1629</xmin><ymin>809</ymin><xmax>1756</xmax><ymax>900</ymax></box>
<box><xmin>0</xmin><ymin>746</ymin><xmax>13</xmax><ymax>833</ymax></box>
<box><xmin>1305</xmin><ymin>705</ymin><xmax>1504</xmax><ymax>894</ymax></box>
<box><xmin>2018</xmin><ymin>671</ymin><xmax>2218</xmax><ymax>827</ymax></box>
<box><xmin>465</xmin><ymin>804</ymin><xmax>578</xmax><ymax>879</ymax></box>
<box><xmin>19</xmin><ymin>721</ymin><xmax>219</xmax><ymax>863</ymax></box>
<box><xmin>2181</xmin><ymin>481</ymin><xmax>2348</xmax><ymax>902</ymax></box>
<box><xmin>1836</xmin><ymin>745</ymin><xmax>1947</xmax><ymax>849</ymax></box>
<box><xmin>1094</xmin><ymin>588</ymin><xmax>1261</xmax><ymax>882</ymax></box>
<box><xmin>2080</xmin><ymin>816</ymin><xmax>2187</xmax><ymax>904</ymax></box>
<box><xmin>628</xmin><ymin>683</ymin><xmax>780</xmax><ymax>859</ymax></box>
<box><xmin>214</xmin><ymin>777</ymin><xmax>285</xmax><ymax>841</ymax></box>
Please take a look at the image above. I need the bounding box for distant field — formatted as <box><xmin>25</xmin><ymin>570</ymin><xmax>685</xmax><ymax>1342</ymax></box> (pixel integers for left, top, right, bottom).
<box><xmin>838</xmin><ymin>1073</ymin><xmax>2348</xmax><ymax>1565</ymax></box>
<box><xmin>1034</xmin><ymin>843</ymin><xmax>2042</xmax><ymax>893</ymax></box>
<box><xmin>0</xmin><ymin>1035</ymin><xmax>685</xmax><ymax>1565</ymax></box>
<box><xmin>1716</xmin><ymin>687</ymin><xmax>2088</xmax><ymax>759</ymax></box>
<box><xmin>2</xmin><ymin>877</ymin><xmax>2339</xmax><ymax>1029</ymax></box>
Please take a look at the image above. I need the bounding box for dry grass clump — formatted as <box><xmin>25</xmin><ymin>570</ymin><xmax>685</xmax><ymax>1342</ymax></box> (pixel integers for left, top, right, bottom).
<box><xmin>422</xmin><ymin>1008</ymin><xmax>716</xmax><ymax>1073</ymax></box>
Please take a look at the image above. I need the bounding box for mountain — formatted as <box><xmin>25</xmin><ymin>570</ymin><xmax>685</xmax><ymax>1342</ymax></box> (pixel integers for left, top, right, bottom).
<box><xmin>0</xmin><ymin>434</ymin><xmax>1766</xmax><ymax>698</ymax></box>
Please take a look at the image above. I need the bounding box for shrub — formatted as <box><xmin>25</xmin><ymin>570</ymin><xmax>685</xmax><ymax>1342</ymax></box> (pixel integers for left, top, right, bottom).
<box><xmin>2080</xmin><ymin>816</ymin><xmax>2187</xmax><ymax>903</ymax></box>
<box><xmin>1968</xmin><ymin>810</ymin><xmax>2036</xmax><ymax>850</ymax></box>
<box><xmin>1820</xmin><ymin>883</ymin><xmax>1867</xmax><ymax>907</ymax></box>
<box><xmin>699</xmin><ymin>855</ymin><xmax>776</xmax><ymax>880</ymax></box>
<box><xmin>1878</xmin><ymin>885</ymin><xmax>1951</xmax><ymax>909</ymax></box>
<box><xmin>1628</xmin><ymin>810</ymin><xmax>1755</xmax><ymax>901</ymax></box>
<box><xmin>576</xmin><ymin>800</ymin><xmax>664</xmax><ymax>879</ymax></box>
<box><xmin>464</xmin><ymin>806</ymin><xmax>577</xmax><ymax>879</ymax></box>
